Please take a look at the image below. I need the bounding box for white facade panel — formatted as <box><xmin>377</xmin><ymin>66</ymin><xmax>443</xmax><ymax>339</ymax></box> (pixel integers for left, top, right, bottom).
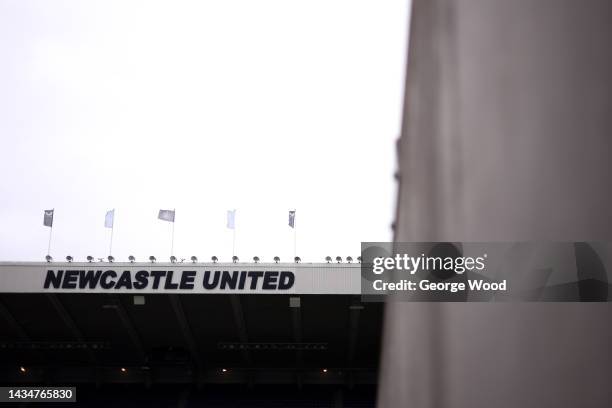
<box><xmin>0</xmin><ymin>262</ymin><xmax>362</xmax><ymax>294</ymax></box>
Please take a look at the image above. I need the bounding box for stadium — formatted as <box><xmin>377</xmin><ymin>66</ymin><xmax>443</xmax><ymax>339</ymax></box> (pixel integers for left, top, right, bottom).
<box><xmin>0</xmin><ymin>261</ymin><xmax>380</xmax><ymax>406</ymax></box>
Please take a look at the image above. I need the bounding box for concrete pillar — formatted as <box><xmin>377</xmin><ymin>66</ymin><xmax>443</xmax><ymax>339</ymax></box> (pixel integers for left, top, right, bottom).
<box><xmin>378</xmin><ymin>0</ymin><xmax>612</xmax><ymax>407</ymax></box>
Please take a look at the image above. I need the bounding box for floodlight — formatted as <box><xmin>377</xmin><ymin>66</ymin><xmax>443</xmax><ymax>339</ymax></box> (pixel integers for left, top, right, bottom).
<box><xmin>274</xmin><ymin>256</ymin><xmax>280</xmax><ymax>263</ymax></box>
<box><xmin>149</xmin><ymin>256</ymin><xmax>156</xmax><ymax>263</ymax></box>
<box><xmin>357</xmin><ymin>256</ymin><xmax>362</xmax><ymax>263</ymax></box>
<box><xmin>108</xmin><ymin>256</ymin><xmax>114</xmax><ymax>263</ymax></box>
<box><xmin>253</xmin><ymin>256</ymin><xmax>260</xmax><ymax>263</ymax></box>
<box><xmin>211</xmin><ymin>256</ymin><xmax>218</xmax><ymax>263</ymax></box>
<box><xmin>66</xmin><ymin>255</ymin><xmax>73</xmax><ymax>262</ymax></box>
<box><xmin>191</xmin><ymin>256</ymin><xmax>198</xmax><ymax>263</ymax></box>
<box><xmin>336</xmin><ymin>256</ymin><xmax>342</xmax><ymax>263</ymax></box>
<box><xmin>346</xmin><ymin>256</ymin><xmax>353</xmax><ymax>263</ymax></box>
<box><xmin>294</xmin><ymin>256</ymin><xmax>301</xmax><ymax>263</ymax></box>
<box><xmin>45</xmin><ymin>255</ymin><xmax>52</xmax><ymax>262</ymax></box>
<box><xmin>325</xmin><ymin>256</ymin><xmax>332</xmax><ymax>263</ymax></box>
<box><xmin>128</xmin><ymin>255</ymin><xmax>135</xmax><ymax>263</ymax></box>
<box><xmin>232</xmin><ymin>256</ymin><xmax>239</xmax><ymax>263</ymax></box>
<box><xmin>87</xmin><ymin>255</ymin><xmax>94</xmax><ymax>262</ymax></box>
<box><xmin>170</xmin><ymin>256</ymin><xmax>177</xmax><ymax>263</ymax></box>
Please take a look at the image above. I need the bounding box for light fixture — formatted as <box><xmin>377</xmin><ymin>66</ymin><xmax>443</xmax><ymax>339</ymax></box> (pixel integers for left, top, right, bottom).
<box><xmin>170</xmin><ymin>256</ymin><xmax>177</xmax><ymax>263</ymax></box>
<box><xmin>87</xmin><ymin>255</ymin><xmax>94</xmax><ymax>262</ymax></box>
<box><xmin>149</xmin><ymin>256</ymin><xmax>156</xmax><ymax>263</ymax></box>
<box><xmin>325</xmin><ymin>256</ymin><xmax>332</xmax><ymax>263</ymax></box>
<box><xmin>294</xmin><ymin>256</ymin><xmax>301</xmax><ymax>263</ymax></box>
<box><xmin>120</xmin><ymin>367</ymin><xmax>127</xmax><ymax>373</ymax></box>
<box><xmin>211</xmin><ymin>256</ymin><xmax>218</xmax><ymax>263</ymax></box>
<box><xmin>322</xmin><ymin>368</ymin><xmax>328</xmax><ymax>373</ymax></box>
<box><xmin>253</xmin><ymin>256</ymin><xmax>260</xmax><ymax>263</ymax></box>
<box><xmin>221</xmin><ymin>368</ymin><xmax>228</xmax><ymax>373</ymax></box>
<box><xmin>66</xmin><ymin>255</ymin><xmax>73</xmax><ymax>262</ymax></box>
<box><xmin>346</xmin><ymin>256</ymin><xmax>353</xmax><ymax>263</ymax></box>
<box><xmin>107</xmin><ymin>256</ymin><xmax>114</xmax><ymax>263</ymax></box>
<box><xmin>45</xmin><ymin>255</ymin><xmax>53</xmax><ymax>262</ymax></box>
<box><xmin>274</xmin><ymin>256</ymin><xmax>280</xmax><ymax>263</ymax></box>
<box><xmin>128</xmin><ymin>255</ymin><xmax>136</xmax><ymax>263</ymax></box>
<box><xmin>232</xmin><ymin>256</ymin><xmax>239</xmax><ymax>263</ymax></box>
<box><xmin>19</xmin><ymin>366</ymin><xmax>26</xmax><ymax>373</ymax></box>
<box><xmin>191</xmin><ymin>256</ymin><xmax>198</xmax><ymax>263</ymax></box>
<box><xmin>336</xmin><ymin>256</ymin><xmax>342</xmax><ymax>263</ymax></box>
<box><xmin>357</xmin><ymin>256</ymin><xmax>362</xmax><ymax>263</ymax></box>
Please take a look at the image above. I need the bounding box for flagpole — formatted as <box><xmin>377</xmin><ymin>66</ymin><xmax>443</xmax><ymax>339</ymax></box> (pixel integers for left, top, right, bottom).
<box><xmin>47</xmin><ymin>225</ymin><xmax>53</xmax><ymax>256</ymax></box>
<box><xmin>292</xmin><ymin>209</ymin><xmax>297</xmax><ymax>259</ymax></box>
<box><xmin>232</xmin><ymin>226</ymin><xmax>236</xmax><ymax>257</ymax></box>
<box><xmin>171</xmin><ymin>209</ymin><xmax>175</xmax><ymax>257</ymax></box>
<box><xmin>109</xmin><ymin>224</ymin><xmax>114</xmax><ymax>256</ymax></box>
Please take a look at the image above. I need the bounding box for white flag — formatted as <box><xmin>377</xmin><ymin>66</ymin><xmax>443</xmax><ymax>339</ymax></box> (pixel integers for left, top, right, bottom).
<box><xmin>227</xmin><ymin>209</ymin><xmax>236</xmax><ymax>229</ymax></box>
<box><xmin>105</xmin><ymin>209</ymin><xmax>114</xmax><ymax>228</ymax></box>
<box><xmin>158</xmin><ymin>209</ymin><xmax>175</xmax><ymax>222</ymax></box>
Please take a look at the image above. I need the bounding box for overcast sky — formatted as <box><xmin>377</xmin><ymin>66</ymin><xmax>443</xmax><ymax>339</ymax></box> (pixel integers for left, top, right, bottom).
<box><xmin>0</xmin><ymin>0</ymin><xmax>409</xmax><ymax>263</ymax></box>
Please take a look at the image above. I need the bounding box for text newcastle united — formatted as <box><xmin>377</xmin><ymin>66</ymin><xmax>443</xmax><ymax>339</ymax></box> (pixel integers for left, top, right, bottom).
<box><xmin>44</xmin><ymin>270</ymin><xmax>295</xmax><ymax>291</ymax></box>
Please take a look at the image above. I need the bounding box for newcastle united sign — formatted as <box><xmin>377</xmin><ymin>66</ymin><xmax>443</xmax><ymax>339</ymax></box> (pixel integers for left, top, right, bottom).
<box><xmin>0</xmin><ymin>262</ymin><xmax>362</xmax><ymax>294</ymax></box>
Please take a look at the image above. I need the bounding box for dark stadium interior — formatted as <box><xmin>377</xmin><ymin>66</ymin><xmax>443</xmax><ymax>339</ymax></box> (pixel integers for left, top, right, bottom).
<box><xmin>0</xmin><ymin>293</ymin><xmax>382</xmax><ymax>406</ymax></box>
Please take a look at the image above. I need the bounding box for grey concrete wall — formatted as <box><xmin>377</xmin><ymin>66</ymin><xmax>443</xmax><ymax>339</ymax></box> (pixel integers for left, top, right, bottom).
<box><xmin>379</xmin><ymin>0</ymin><xmax>612</xmax><ymax>407</ymax></box>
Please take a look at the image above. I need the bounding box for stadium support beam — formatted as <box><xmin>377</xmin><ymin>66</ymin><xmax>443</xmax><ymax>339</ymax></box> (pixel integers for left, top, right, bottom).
<box><xmin>291</xmin><ymin>301</ymin><xmax>303</xmax><ymax>388</ymax></box>
<box><xmin>229</xmin><ymin>295</ymin><xmax>252</xmax><ymax>365</ymax></box>
<box><xmin>0</xmin><ymin>298</ymin><xmax>50</xmax><ymax>370</ymax></box>
<box><xmin>347</xmin><ymin>298</ymin><xmax>361</xmax><ymax>365</ymax></box>
<box><xmin>0</xmin><ymin>299</ymin><xmax>29</xmax><ymax>341</ymax></box>
<box><xmin>169</xmin><ymin>295</ymin><xmax>203</xmax><ymax>374</ymax></box>
<box><xmin>346</xmin><ymin>297</ymin><xmax>362</xmax><ymax>390</ymax></box>
<box><xmin>46</xmin><ymin>294</ymin><xmax>97</xmax><ymax>364</ymax></box>
<box><xmin>108</xmin><ymin>295</ymin><xmax>147</xmax><ymax>363</ymax></box>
